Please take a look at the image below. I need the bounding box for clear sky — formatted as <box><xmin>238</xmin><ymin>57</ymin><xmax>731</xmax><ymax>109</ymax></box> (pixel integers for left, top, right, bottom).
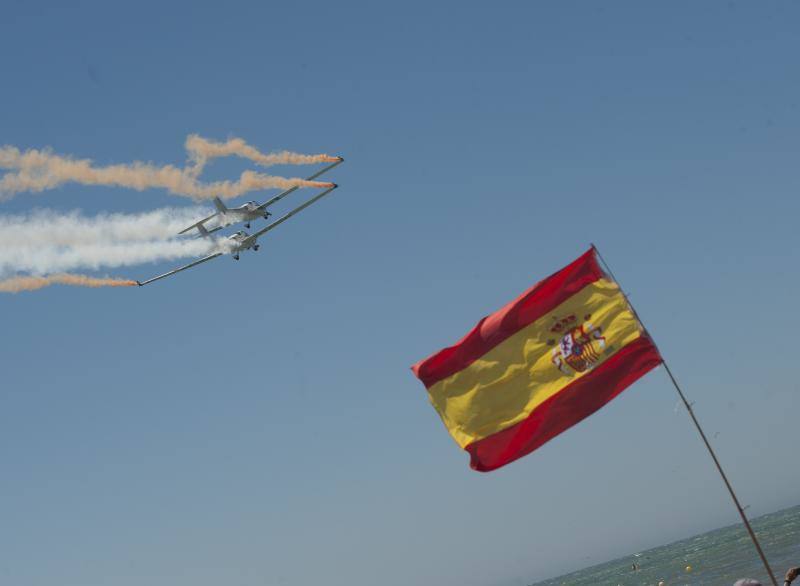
<box><xmin>1</xmin><ymin>2</ymin><xmax>799</xmax><ymax>585</ymax></box>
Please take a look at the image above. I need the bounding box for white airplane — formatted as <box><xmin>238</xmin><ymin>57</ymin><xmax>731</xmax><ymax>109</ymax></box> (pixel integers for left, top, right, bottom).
<box><xmin>178</xmin><ymin>197</ymin><xmax>271</xmax><ymax>235</ymax></box>
<box><xmin>137</xmin><ymin>184</ymin><xmax>338</xmax><ymax>286</ymax></box>
<box><xmin>179</xmin><ymin>158</ymin><xmax>343</xmax><ymax>236</ymax></box>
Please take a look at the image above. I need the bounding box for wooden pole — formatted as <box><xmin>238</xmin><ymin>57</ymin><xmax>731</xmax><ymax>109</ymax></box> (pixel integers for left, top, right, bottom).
<box><xmin>590</xmin><ymin>243</ymin><xmax>778</xmax><ymax>586</ymax></box>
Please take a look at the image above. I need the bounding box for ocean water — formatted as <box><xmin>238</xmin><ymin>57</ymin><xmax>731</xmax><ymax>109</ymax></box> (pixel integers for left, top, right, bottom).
<box><xmin>531</xmin><ymin>505</ymin><xmax>800</xmax><ymax>586</ymax></box>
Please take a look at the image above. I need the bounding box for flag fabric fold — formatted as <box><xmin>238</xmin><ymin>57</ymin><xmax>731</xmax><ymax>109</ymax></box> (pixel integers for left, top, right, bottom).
<box><xmin>411</xmin><ymin>248</ymin><xmax>662</xmax><ymax>472</ymax></box>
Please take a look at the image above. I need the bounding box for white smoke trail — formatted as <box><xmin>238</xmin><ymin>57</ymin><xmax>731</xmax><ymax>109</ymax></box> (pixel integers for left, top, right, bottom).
<box><xmin>0</xmin><ymin>207</ymin><xmax>211</xmax><ymax>248</ymax></box>
<box><xmin>0</xmin><ymin>208</ymin><xmax>222</xmax><ymax>277</ymax></box>
<box><xmin>0</xmin><ymin>240</ymin><xmax>213</xmax><ymax>276</ymax></box>
<box><xmin>0</xmin><ymin>239</ymin><xmax>214</xmax><ymax>277</ymax></box>
<box><xmin>0</xmin><ymin>135</ymin><xmax>338</xmax><ymax>201</ymax></box>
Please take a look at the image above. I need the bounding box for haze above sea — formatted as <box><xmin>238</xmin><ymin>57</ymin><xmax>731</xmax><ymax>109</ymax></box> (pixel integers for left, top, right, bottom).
<box><xmin>530</xmin><ymin>505</ymin><xmax>800</xmax><ymax>586</ymax></box>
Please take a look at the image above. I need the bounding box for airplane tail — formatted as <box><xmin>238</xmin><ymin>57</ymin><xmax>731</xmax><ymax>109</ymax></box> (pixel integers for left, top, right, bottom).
<box><xmin>197</xmin><ymin>223</ymin><xmax>211</xmax><ymax>238</ymax></box>
<box><xmin>213</xmin><ymin>197</ymin><xmax>228</xmax><ymax>214</ymax></box>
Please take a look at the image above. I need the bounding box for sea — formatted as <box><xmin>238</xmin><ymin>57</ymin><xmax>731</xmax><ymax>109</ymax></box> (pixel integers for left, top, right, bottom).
<box><xmin>530</xmin><ymin>504</ymin><xmax>800</xmax><ymax>586</ymax></box>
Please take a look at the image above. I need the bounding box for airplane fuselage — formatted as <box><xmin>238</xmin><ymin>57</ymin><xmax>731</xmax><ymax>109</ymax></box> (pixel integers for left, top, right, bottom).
<box><xmin>224</xmin><ymin>230</ymin><xmax>261</xmax><ymax>259</ymax></box>
<box><xmin>219</xmin><ymin>202</ymin><xmax>270</xmax><ymax>228</ymax></box>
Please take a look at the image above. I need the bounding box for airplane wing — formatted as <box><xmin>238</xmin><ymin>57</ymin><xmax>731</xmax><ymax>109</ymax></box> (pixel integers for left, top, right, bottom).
<box><xmin>178</xmin><ymin>212</ymin><xmax>218</xmax><ymax>235</ymax></box>
<box><xmin>137</xmin><ymin>252</ymin><xmax>223</xmax><ymax>286</ymax></box>
<box><xmin>255</xmin><ymin>158</ymin><xmax>343</xmax><ymax>212</ymax></box>
<box><xmin>247</xmin><ymin>184</ymin><xmax>338</xmax><ymax>245</ymax></box>
<box><xmin>185</xmin><ymin>223</ymin><xmax>225</xmax><ymax>238</ymax></box>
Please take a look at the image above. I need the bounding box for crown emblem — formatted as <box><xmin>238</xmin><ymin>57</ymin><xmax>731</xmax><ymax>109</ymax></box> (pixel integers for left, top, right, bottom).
<box><xmin>548</xmin><ymin>313</ymin><xmax>593</xmax><ymax>334</ymax></box>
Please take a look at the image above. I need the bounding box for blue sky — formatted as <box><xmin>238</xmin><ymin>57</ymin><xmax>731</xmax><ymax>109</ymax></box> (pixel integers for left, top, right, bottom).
<box><xmin>1</xmin><ymin>2</ymin><xmax>799</xmax><ymax>585</ymax></box>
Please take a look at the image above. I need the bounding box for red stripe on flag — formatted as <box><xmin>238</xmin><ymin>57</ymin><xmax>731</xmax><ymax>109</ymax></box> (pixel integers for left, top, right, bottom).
<box><xmin>465</xmin><ymin>336</ymin><xmax>662</xmax><ymax>472</ymax></box>
<box><xmin>412</xmin><ymin>249</ymin><xmax>604</xmax><ymax>389</ymax></box>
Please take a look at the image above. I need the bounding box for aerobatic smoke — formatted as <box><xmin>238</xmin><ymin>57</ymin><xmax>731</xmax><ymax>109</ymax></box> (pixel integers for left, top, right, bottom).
<box><xmin>0</xmin><ymin>239</ymin><xmax>214</xmax><ymax>276</ymax></box>
<box><xmin>0</xmin><ymin>208</ymin><xmax>217</xmax><ymax>277</ymax></box>
<box><xmin>0</xmin><ymin>136</ymin><xmax>342</xmax><ymax>293</ymax></box>
<box><xmin>0</xmin><ymin>273</ymin><xmax>137</xmax><ymax>293</ymax></box>
<box><xmin>0</xmin><ymin>207</ymin><xmax>210</xmax><ymax>248</ymax></box>
<box><xmin>0</xmin><ymin>135</ymin><xmax>337</xmax><ymax>201</ymax></box>
<box><xmin>184</xmin><ymin>135</ymin><xmax>340</xmax><ymax>172</ymax></box>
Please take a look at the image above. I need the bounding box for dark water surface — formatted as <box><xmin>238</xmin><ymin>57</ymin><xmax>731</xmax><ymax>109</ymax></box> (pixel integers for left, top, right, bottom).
<box><xmin>531</xmin><ymin>505</ymin><xmax>800</xmax><ymax>585</ymax></box>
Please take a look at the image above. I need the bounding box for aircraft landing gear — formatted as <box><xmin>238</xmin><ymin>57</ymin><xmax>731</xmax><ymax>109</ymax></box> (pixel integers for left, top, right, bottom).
<box><xmin>253</xmin><ymin>245</ymin><xmax>260</xmax><ymax>251</ymax></box>
<box><xmin>245</xmin><ymin>222</ymin><xmax>251</xmax><ymax>229</ymax></box>
<box><xmin>234</xmin><ymin>254</ymin><xmax>240</xmax><ymax>261</ymax></box>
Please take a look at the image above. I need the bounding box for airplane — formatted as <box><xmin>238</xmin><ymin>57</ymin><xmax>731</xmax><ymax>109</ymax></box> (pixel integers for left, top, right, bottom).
<box><xmin>178</xmin><ymin>197</ymin><xmax>271</xmax><ymax>235</ymax></box>
<box><xmin>179</xmin><ymin>157</ymin><xmax>344</xmax><ymax>235</ymax></box>
<box><xmin>137</xmin><ymin>184</ymin><xmax>338</xmax><ymax>286</ymax></box>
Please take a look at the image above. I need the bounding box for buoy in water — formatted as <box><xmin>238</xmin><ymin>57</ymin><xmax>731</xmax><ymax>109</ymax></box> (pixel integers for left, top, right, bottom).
<box><xmin>686</xmin><ymin>565</ymin><xmax>693</xmax><ymax>573</ymax></box>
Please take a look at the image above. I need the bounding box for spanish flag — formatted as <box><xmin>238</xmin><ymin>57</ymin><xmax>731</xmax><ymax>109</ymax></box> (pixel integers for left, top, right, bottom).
<box><xmin>411</xmin><ymin>248</ymin><xmax>662</xmax><ymax>472</ymax></box>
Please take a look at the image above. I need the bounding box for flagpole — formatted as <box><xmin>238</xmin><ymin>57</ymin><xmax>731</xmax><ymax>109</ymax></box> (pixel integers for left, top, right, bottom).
<box><xmin>590</xmin><ymin>243</ymin><xmax>778</xmax><ymax>586</ymax></box>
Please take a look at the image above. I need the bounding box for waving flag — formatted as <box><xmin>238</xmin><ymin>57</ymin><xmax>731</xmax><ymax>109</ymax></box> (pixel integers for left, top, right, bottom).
<box><xmin>411</xmin><ymin>248</ymin><xmax>662</xmax><ymax>472</ymax></box>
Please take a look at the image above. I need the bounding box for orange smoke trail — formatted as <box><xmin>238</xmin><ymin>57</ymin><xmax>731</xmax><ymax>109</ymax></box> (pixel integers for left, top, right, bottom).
<box><xmin>0</xmin><ymin>136</ymin><xmax>341</xmax><ymax>200</ymax></box>
<box><xmin>0</xmin><ymin>273</ymin><xmax>137</xmax><ymax>293</ymax></box>
<box><xmin>184</xmin><ymin>135</ymin><xmax>341</xmax><ymax>169</ymax></box>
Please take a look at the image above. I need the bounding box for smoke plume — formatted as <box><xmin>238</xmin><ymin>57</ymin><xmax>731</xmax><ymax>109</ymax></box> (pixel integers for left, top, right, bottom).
<box><xmin>0</xmin><ymin>208</ymin><xmax>216</xmax><ymax>277</ymax></box>
<box><xmin>0</xmin><ymin>135</ymin><xmax>337</xmax><ymax>201</ymax></box>
<box><xmin>184</xmin><ymin>134</ymin><xmax>340</xmax><ymax>171</ymax></box>
<box><xmin>0</xmin><ymin>274</ymin><xmax>137</xmax><ymax>293</ymax></box>
<box><xmin>0</xmin><ymin>207</ymin><xmax>210</xmax><ymax>248</ymax></box>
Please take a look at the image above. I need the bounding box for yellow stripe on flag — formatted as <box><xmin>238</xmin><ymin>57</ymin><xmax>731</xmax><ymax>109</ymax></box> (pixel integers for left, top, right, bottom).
<box><xmin>428</xmin><ymin>279</ymin><xmax>642</xmax><ymax>448</ymax></box>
